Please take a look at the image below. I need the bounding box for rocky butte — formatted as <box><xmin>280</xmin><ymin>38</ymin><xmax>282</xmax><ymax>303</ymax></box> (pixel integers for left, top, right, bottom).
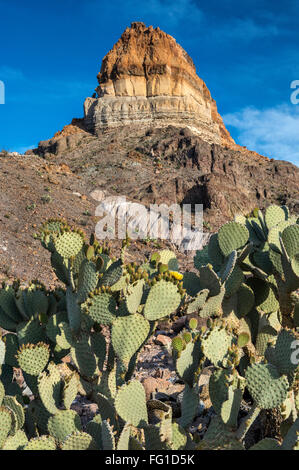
<box><xmin>84</xmin><ymin>22</ymin><xmax>234</xmax><ymax>147</ymax></box>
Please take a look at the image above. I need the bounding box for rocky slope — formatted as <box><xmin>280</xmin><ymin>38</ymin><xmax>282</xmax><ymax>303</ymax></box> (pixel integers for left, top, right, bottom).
<box><xmin>2</xmin><ymin>123</ymin><xmax>297</xmax><ymax>282</ymax></box>
<box><xmin>34</xmin><ymin>124</ymin><xmax>299</xmax><ymax>228</ymax></box>
<box><xmin>0</xmin><ymin>22</ymin><xmax>298</xmax><ymax>283</ymax></box>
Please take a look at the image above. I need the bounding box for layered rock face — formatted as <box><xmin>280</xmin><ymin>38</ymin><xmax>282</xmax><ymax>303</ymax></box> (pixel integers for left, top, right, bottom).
<box><xmin>30</xmin><ymin>22</ymin><xmax>298</xmax><ymax>233</ymax></box>
<box><xmin>84</xmin><ymin>22</ymin><xmax>235</xmax><ymax>147</ymax></box>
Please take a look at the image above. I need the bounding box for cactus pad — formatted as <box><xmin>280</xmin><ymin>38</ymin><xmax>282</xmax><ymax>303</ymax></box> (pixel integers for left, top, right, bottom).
<box><xmin>125</xmin><ymin>280</ymin><xmax>144</xmax><ymax>314</ymax></box>
<box><xmin>176</xmin><ymin>340</ymin><xmax>201</xmax><ymax>386</ymax></box>
<box><xmin>208</xmin><ymin>234</ymin><xmax>224</xmax><ymax>271</ymax></box>
<box><xmin>66</xmin><ymin>288</ymin><xmax>82</xmax><ymax>333</ymax></box>
<box><xmin>179</xmin><ymin>385</ymin><xmax>199</xmax><ymax>428</ymax></box>
<box><xmin>54</xmin><ymin>232</ymin><xmax>84</xmax><ymax>259</ymax></box>
<box><xmin>291</xmin><ymin>254</ymin><xmax>299</xmax><ymax>276</ymax></box>
<box><xmin>71</xmin><ymin>335</ymin><xmax>97</xmax><ymax>378</ymax></box>
<box><xmin>249</xmin><ymin>438</ymin><xmax>281</xmax><ymax>450</ymax></box>
<box><xmin>220</xmin><ymin>387</ymin><xmax>242</xmax><ymax>429</ymax></box>
<box><xmin>268</xmin><ymin>220</ymin><xmax>291</xmax><ymax>252</ymax></box>
<box><xmin>45</xmin><ymin>311</ymin><xmax>68</xmax><ymax>342</ymax></box>
<box><xmin>85</xmin><ymin>414</ymin><xmax>103</xmax><ymax>447</ymax></box>
<box><xmin>48</xmin><ymin>410</ymin><xmax>82</xmax><ymax>442</ymax></box>
<box><xmin>63</xmin><ymin>373</ymin><xmax>79</xmax><ymax>410</ymax></box>
<box><xmin>0</xmin><ymin>286</ymin><xmax>22</xmax><ymax>323</ymax></box>
<box><xmin>0</xmin><ymin>406</ymin><xmax>12</xmax><ymax>447</ymax></box>
<box><xmin>158</xmin><ymin>250</ymin><xmax>178</xmax><ymax>270</ymax></box>
<box><xmin>187</xmin><ymin>289</ymin><xmax>209</xmax><ymax>314</ymax></box>
<box><xmin>194</xmin><ymin>245</ymin><xmax>210</xmax><ymax>270</ymax></box>
<box><xmin>100</xmin><ymin>260</ymin><xmax>123</xmax><ymax>288</ymax></box>
<box><xmin>17</xmin><ymin>319</ymin><xmax>46</xmax><ymax>346</ymax></box>
<box><xmin>245</xmin><ymin>363</ymin><xmax>289</xmax><ymax>409</ymax></box>
<box><xmin>218</xmin><ymin>222</ymin><xmax>249</xmax><ymax>257</ymax></box>
<box><xmin>115</xmin><ymin>381</ymin><xmax>148</xmax><ymax>427</ymax></box>
<box><xmin>224</xmin><ymin>265</ymin><xmax>244</xmax><ymax>298</ymax></box>
<box><xmin>200</xmin><ymin>287</ymin><xmax>225</xmax><ymax>318</ymax></box>
<box><xmin>171</xmin><ymin>422</ymin><xmax>187</xmax><ymax>450</ymax></box>
<box><xmin>2</xmin><ymin>395</ymin><xmax>25</xmax><ymax>432</ymax></box>
<box><xmin>198</xmin><ymin>265</ymin><xmax>221</xmax><ymax>296</ymax></box>
<box><xmin>172</xmin><ymin>336</ymin><xmax>185</xmax><ymax>353</ymax></box>
<box><xmin>236</xmin><ymin>283</ymin><xmax>255</xmax><ymax>318</ymax></box>
<box><xmin>17</xmin><ymin>342</ymin><xmax>50</xmax><ymax>376</ymax></box>
<box><xmin>24</xmin><ymin>435</ymin><xmax>57</xmax><ymax>450</ymax></box>
<box><xmin>38</xmin><ymin>363</ymin><xmax>62</xmax><ymax>414</ymax></box>
<box><xmin>77</xmin><ymin>260</ymin><xmax>99</xmax><ymax>303</ymax></box>
<box><xmin>112</xmin><ymin>313</ymin><xmax>150</xmax><ymax>363</ymax></box>
<box><xmin>182</xmin><ymin>272</ymin><xmax>201</xmax><ymax>297</ymax></box>
<box><xmin>281</xmin><ymin>224</ymin><xmax>299</xmax><ymax>258</ymax></box>
<box><xmin>265</xmin><ymin>205</ymin><xmax>286</xmax><ymax>230</ymax></box>
<box><xmin>201</xmin><ymin>327</ymin><xmax>232</xmax><ymax>366</ymax></box>
<box><xmin>0</xmin><ymin>380</ymin><xmax>4</xmax><ymax>406</ymax></box>
<box><xmin>55</xmin><ymin>321</ymin><xmax>73</xmax><ymax>350</ymax></box>
<box><xmin>3</xmin><ymin>334</ymin><xmax>19</xmax><ymax>368</ymax></box>
<box><xmin>2</xmin><ymin>429</ymin><xmax>28</xmax><ymax>450</ymax></box>
<box><xmin>83</xmin><ymin>293</ymin><xmax>117</xmax><ymax>326</ymax></box>
<box><xmin>220</xmin><ymin>250</ymin><xmax>237</xmax><ymax>283</ymax></box>
<box><xmin>144</xmin><ymin>280</ymin><xmax>181</xmax><ymax>321</ymax></box>
<box><xmin>247</xmin><ymin>278</ymin><xmax>279</xmax><ymax>314</ymax></box>
<box><xmin>101</xmin><ymin>419</ymin><xmax>116</xmax><ymax>450</ymax></box>
<box><xmin>117</xmin><ymin>423</ymin><xmax>131</xmax><ymax>450</ymax></box>
<box><xmin>209</xmin><ymin>369</ymin><xmax>231</xmax><ymax>415</ymax></box>
<box><xmin>61</xmin><ymin>431</ymin><xmax>96</xmax><ymax>450</ymax></box>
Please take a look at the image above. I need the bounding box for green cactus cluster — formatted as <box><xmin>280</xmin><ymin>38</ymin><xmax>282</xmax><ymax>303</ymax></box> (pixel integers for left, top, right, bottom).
<box><xmin>171</xmin><ymin>204</ymin><xmax>299</xmax><ymax>449</ymax></box>
<box><xmin>0</xmin><ymin>205</ymin><xmax>298</xmax><ymax>450</ymax></box>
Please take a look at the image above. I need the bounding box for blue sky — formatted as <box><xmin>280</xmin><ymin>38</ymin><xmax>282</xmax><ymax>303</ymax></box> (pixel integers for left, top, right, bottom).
<box><xmin>0</xmin><ymin>0</ymin><xmax>299</xmax><ymax>165</ymax></box>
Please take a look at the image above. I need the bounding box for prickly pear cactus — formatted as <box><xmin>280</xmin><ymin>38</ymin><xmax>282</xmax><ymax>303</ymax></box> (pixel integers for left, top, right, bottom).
<box><xmin>0</xmin><ymin>207</ymin><xmax>297</xmax><ymax>451</ymax></box>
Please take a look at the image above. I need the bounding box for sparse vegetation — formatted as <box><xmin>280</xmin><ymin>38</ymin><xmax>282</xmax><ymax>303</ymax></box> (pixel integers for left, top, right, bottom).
<box><xmin>41</xmin><ymin>194</ymin><xmax>52</xmax><ymax>204</ymax></box>
<box><xmin>83</xmin><ymin>210</ymin><xmax>92</xmax><ymax>216</ymax></box>
<box><xmin>25</xmin><ymin>203</ymin><xmax>37</xmax><ymax>211</ymax></box>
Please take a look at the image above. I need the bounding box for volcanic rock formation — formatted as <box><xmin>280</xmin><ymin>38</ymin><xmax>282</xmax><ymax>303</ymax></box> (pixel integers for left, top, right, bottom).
<box><xmin>83</xmin><ymin>22</ymin><xmax>235</xmax><ymax>147</ymax></box>
<box><xmin>29</xmin><ymin>22</ymin><xmax>298</xmax><ymax>245</ymax></box>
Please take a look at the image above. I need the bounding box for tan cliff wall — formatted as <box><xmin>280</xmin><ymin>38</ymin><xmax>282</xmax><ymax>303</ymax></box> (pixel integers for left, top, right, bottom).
<box><xmin>83</xmin><ymin>22</ymin><xmax>236</xmax><ymax>148</ymax></box>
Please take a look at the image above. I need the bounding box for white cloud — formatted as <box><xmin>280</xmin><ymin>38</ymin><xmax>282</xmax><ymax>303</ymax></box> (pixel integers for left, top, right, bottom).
<box><xmin>223</xmin><ymin>104</ymin><xmax>299</xmax><ymax>166</ymax></box>
<box><xmin>216</xmin><ymin>17</ymin><xmax>279</xmax><ymax>42</ymax></box>
<box><xmin>0</xmin><ymin>66</ymin><xmax>25</xmax><ymax>81</ymax></box>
